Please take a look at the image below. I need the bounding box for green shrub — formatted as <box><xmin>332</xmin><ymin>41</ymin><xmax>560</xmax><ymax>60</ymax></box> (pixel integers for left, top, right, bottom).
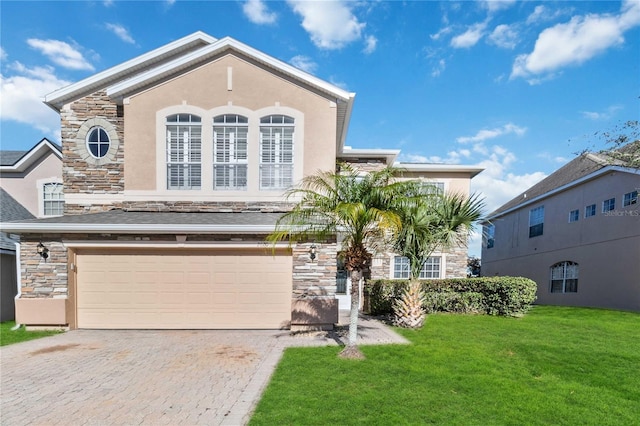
<box><xmin>366</xmin><ymin>277</ymin><xmax>537</xmax><ymax>317</ymax></box>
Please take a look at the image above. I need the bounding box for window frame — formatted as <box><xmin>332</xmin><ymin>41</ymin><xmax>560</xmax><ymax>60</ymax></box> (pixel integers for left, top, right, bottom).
<box><xmin>40</xmin><ymin>181</ymin><xmax>64</xmax><ymax>217</ymax></box>
<box><xmin>529</xmin><ymin>205</ymin><xmax>544</xmax><ymax>238</ymax></box>
<box><xmin>86</xmin><ymin>127</ymin><xmax>111</xmax><ymax>159</ymax></box>
<box><xmin>568</xmin><ymin>209</ymin><xmax>579</xmax><ymax>223</ymax></box>
<box><xmin>485</xmin><ymin>223</ymin><xmax>495</xmax><ymax>249</ymax></box>
<box><xmin>602</xmin><ymin>197</ymin><xmax>615</xmax><ymax>213</ymax></box>
<box><xmin>550</xmin><ymin>261</ymin><xmax>578</xmax><ymax>293</ymax></box>
<box><xmin>166</xmin><ymin>113</ymin><xmax>202</xmax><ymax>190</ymax></box>
<box><xmin>393</xmin><ymin>255</ymin><xmax>442</xmax><ymax>279</ymax></box>
<box><xmin>623</xmin><ymin>190</ymin><xmax>638</xmax><ymax>207</ymax></box>
<box><xmin>213</xmin><ymin>114</ymin><xmax>248</xmax><ymax>190</ymax></box>
<box><xmin>585</xmin><ymin>204</ymin><xmax>596</xmax><ymax>218</ymax></box>
<box><xmin>259</xmin><ymin>114</ymin><xmax>295</xmax><ymax>190</ymax></box>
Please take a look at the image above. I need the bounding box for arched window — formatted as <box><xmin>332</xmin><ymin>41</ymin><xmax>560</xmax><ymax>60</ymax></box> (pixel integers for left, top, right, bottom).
<box><xmin>86</xmin><ymin>127</ymin><xmax>110</xmax><ymax>158</ymax></box>
<box><xmin>213</xmin><ymin>114</ymin><xmax>248</xmax><ymax>190</ymax></box>
<box><xmin>166</xmin><ymin>114</ymin><xmax>202</xmax><ymax>190</ymax></box>
<box><xmin>259</xmin><ymin>115</ymin><xmax>294</xmax><ymax>189</ymax></box>
<box><xmin>550</xmin><ymin>261</ymin><xmax>578</xmax><ymax>293</ymax></box>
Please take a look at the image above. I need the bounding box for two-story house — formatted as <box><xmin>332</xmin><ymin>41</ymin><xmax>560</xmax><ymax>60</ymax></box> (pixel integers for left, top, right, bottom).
<box><xmin>482</xmin><ymin>148</ymin><xmax>640</xmax><ymax>311</ymax></box>
<box><xmin>2</xmin><ymin>32</ymin><xmax>482</xmax><ymax>330</ymax></box>
<box><xmin>0</xmin><ymin>139</ymin><xmax>63</xmax><ymax>321</ymax></box>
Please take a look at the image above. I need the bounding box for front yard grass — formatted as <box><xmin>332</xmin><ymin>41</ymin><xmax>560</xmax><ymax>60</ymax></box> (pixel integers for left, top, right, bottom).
<box><xmin>0</xmin><ymin>321</ymin><xmax>61</xmax><ymax>346</ymax></box>
<box><xmin>250</xmin><ymin>306</ymin><xmax>640</xmax><ymax>425</ymax></box>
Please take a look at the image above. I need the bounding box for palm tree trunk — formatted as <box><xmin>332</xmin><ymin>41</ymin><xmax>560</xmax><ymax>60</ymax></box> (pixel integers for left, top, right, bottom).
<box><xmin>339</xmin><ymin>269</ymin><xmax>365</xmax><ymax>359</ymax></box>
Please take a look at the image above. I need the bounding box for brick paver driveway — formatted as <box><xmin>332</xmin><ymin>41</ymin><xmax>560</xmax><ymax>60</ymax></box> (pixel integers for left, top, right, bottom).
<box><xmin>0</xmin><ymin>329</ymin><xmax>290</xmax><ymax>426</ymax></box>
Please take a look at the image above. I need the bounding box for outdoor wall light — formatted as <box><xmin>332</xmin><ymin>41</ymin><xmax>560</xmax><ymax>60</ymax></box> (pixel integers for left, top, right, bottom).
<box><xmin>37</xmin><ymin>242</ymin><xmax>49</xmax><ymax>260</ymax></box>
<box><xmin>309</xmin><ymin>244</ymin><xmax>317</xmax><ymax>261</ymax></box>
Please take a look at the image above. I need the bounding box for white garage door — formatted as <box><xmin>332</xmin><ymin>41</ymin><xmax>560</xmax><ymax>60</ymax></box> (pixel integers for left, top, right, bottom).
<box><xmin>76</xmin><ymin>249</ymin><xmax>292</xmax><ymax>329</ymax></box>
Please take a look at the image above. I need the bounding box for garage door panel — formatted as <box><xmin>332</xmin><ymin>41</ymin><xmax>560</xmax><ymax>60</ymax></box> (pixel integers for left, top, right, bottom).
<box><xmin>77</xmin><ymin>251</ymin><xmax>292</xmax><ymax>329</ymax></box>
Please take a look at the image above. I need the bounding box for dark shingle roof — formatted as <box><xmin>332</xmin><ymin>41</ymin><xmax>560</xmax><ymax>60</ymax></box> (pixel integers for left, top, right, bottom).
<box><xmin>487</xmin><ymin>150</ymin><xmax>630</xmax><ymax>218</ymax></box>
<box><xmin>0</xmin><ymin>188</ymin><xmax>35</xmax><ymax>222</ymax></box>
<box><xmin>0</xmin><ymin>151</ymin><xmax>28</xmax><ymax>166</ymax></box>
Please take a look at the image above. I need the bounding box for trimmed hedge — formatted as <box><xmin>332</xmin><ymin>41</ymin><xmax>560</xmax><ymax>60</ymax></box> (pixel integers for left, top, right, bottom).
<box><xmin>366</xmin><ymin>277</ymin><xmax>537</xmax><ymax>317</ymax></box>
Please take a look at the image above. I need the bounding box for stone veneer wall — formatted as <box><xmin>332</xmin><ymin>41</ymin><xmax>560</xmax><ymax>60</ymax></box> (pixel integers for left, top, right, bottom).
<box><xmin>368</xmin><ymin>246</ymin><xmax>469</xmax><ymax>281</ymax></box>
<box><xmin>64</xmin><ymin>201</ymin><xmax>296</xmax><ymax>215</ymax></box>
<box><xmin>19</xmin><ymin>233</ymin><xmax>337</xmax><ymax>300</ymax></box>
<box><xmin>19</xmin><ymin>239</ymin><xmax>68</xmax><ymax>299</ymax></box>
<box><xmin>340</xmin><ymin>158</ymin><xmax>388</xmax><ymax>173</ymax></box>
<box><xmin>61</xmin><ymin>90</ymin><xmax>124</xmax><ymax>204</ymax></box>
<box><xmin>292</xmin><ymin>241</ymin><xmax>337</xmax><ymax>299</ymax></box>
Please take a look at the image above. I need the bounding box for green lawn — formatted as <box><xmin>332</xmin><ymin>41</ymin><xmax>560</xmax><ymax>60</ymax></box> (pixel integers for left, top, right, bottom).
<box><xmin>0</xmin><ymin>321</ymin><xmax>61</xmax><ymax>346</ymax></box>
<box><xmin>250</xmin><ymin>306</ymin><xmax>640</xmax><ymax>425</ymax></box>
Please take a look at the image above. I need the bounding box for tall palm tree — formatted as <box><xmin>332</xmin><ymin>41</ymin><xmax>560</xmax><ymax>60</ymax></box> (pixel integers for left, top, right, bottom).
<box><xmin>392</xmin><ymin>190</ymin><xmax>485</xmax><ymax>327</ymax></box>
<box><xmin>268</xmin><ymin>164</ymin><xmax>416</xmax><ymax>358</ymax></box>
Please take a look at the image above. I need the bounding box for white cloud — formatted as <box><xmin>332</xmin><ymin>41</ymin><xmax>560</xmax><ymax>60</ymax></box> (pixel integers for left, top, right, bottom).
<box><xmin>289</xmin><ymin>55</ymin><xmax>317</xmax><ymax>74</ymax></box>
<box><xmin>450</xmin><ymin>21</ymin><xmax>488</xmax><ymax>48</ymax></box>
<box><xmin>481</xmin><ymin>0</ymin><xmax>517</xmax><ymax>13</ymax></box>
<box><xmin>0</xmin><ymin>62</ymin><xmax>69</xmax><ymax>138</ymax></box>
<box><xmin>103</xmin><ymin>0</ymin><xmax>114</xmax><ymax>7</ymax></box>
<box><xmin>105</xmin><ymin>23</ymin><xmax>135</xmax><ymax>44</ymax></box>
<box><xmin>27</xmin><ymin>38</ymin><xmax>94</xmax><ymax>71</ymax></box>
<box><xmin>488</xmin><ymin>24</ymin><xmax>518</xmax><ymax>49</ymax></box>
<box><xmin>363</xmin><ymin>35</ymin><xmax>377</xmax><ymax>54</ymax></box>
<box><xmin>242</xmin><ymin>0</ymin><xmax>277</xmax><ymax>25</ymax></box>
<box><xmin>287</xmin><ymin>0</ymin><xmax>365</xmax><ymax>49</ymax></box>
<box><xmin>0</xmin><ymin>47</ymin><xmax>6</xmax><ymax>61</ymax></box>
<box><xmin>431</xmin><ymin>59</ymin><xmax>446</xmax><ymax>77</ymax></box>
<box><xmin>430</xmin><ymin>26</ymin><xmax>452</xmax><ymax>41</ymax></box>
<box><xmin>457</xmin><ymin>123</ymin><xmax>527</xmax><ymax>144</ymax></box>
<box><xmin>580</xmin><ymin>104</ymin><xmax>623</xmax><ymax>121</ymax></box>
<box><xmin>511</xmin><ymin>0</ymin><xmax>640</xmax><ymax>82</ymax></box>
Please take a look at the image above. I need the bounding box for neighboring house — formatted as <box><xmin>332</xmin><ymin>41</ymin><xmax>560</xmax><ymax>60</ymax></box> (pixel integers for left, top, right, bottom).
<box><xmin>482</xmin><ymin>148</ymin><xmax>640</xmax><ymax>312</ymax></box>
<box><xmin>1</xmin><ymin>32</ymin><xmax>482</xmax><ymax>330</ymax></box>
<box><xmin>0</xmin><ymin>140</ymin><xmax>63</xmax><ymax>321</ymax></box>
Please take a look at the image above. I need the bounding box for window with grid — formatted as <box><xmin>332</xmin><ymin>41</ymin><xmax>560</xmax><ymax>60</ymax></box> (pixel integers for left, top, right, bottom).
<box><xmin>166</xmin><ymin>114</ymin><xmax>202</xmax><ymax>190</ymax></box>
<box><xmin>485</xmin><ymin>223</ymin><xmax>495</xmax><ymax>248</ymax></box>
<box><xmin>623</xmin><ymin>190</ymin><xmax>638</xmax><ymax>207</ymax></box>
<box><xmin>43</xmin><ymin>182</ymin><xmax>64</xmax><ymax>216</ymax></box>
<box><xmin>529</xmin><ymin>205</ymin><xmax>544</xmax><ymax>238</ymax></box>
<box><xmin>260</xmin><ymin>115</ymin><xmax>294</xmax><ymax>189</ymax></box>
<box><xmin>569</xmin><ymin>209</ymin><xmax>579</xmax><ymax>223</ymax></box>
<box><xmin>550</xmin><ymin>261</ymin><xmax>578</xmax><ymax>293</ymax></box>
<box><xmin>213</xmin><ymin>114</ymin><xmax>248</xmax><ymax>190</ymax></box>
<box><xmin>602</xmin><ymin>197</ymin><xmax>615</xmax><ymax>213</ymax></box>
<box><xmin>421</xmin><ymin>181</ymin><xmax>444</xmax><ymax>195</ymax></box>
<box><xmin>585</xmin><ymin>204</ymin><xmax>596</xmax><ymax>218</ymax></box>
<box><xmin>393</xmin><ymin>256</ymin><xmax>441</xmax><ymax>279</ymax></box>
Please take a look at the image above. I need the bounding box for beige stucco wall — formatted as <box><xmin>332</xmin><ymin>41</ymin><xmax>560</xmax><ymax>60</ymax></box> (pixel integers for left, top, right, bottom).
<box><xmin>397</xmin><ymin>171</ymin><xmax>472</xmax><ymax>197</ymax></box>
<box><xmin>0</xmin><ymin>152</ymin><xmax>62</xmax><ymax>217</ymax></box>
<box><xmin>483</xmin><ymin>171</ymin><xmax>640</xmax><ymax>311</ymax></box>
<box><xmin>123</xmin><ymin>54</ymin><xmax>338</xmax><ymax>198</ymax></box>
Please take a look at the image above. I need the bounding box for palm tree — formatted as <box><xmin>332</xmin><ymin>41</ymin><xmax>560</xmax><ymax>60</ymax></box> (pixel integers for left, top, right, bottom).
<box><xmin>392</xmin><ymin>190</ymin><xmax>484</xmax><ymax>328</ymax></box>
<box><xmin>268</xmin><ymin>164</ymin><xmax>416</xmax><ymax>358</ymax></box>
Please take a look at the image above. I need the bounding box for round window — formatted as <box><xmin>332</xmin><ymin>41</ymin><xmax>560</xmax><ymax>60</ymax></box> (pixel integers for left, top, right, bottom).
<box><xmin>86</xmin><ymin>127</ymin><xmax>111</xmax><ymax>158</ymax></box>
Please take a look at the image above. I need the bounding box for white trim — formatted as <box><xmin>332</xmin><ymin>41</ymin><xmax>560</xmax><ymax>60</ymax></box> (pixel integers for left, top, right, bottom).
<box><xmin>44</xmin><ymin>31</ymin><xmax>217</xmax><ymax>110</ymax></box>
<box><xmin>395</xmin><ymin>163</ymin><xmax>484</xmax><ymax>178</ymax></box>
<box><xmin>63</xmin><ymin>241</ymin><xmax>289</xmax><ymax>249</ymax></box>
<box><xmin>0</xmin><ymin>138</ymin><xmax>62</xmax><ymax>172</ymax></box>
<box><xmin>338</xmin><ymin>147</ymin><xmax>400</xmax><ymax>166</ymax></box>
<box><xmin>106</xmin><ymin>37</ymin><xmax>352</xmax><ymax>101</ymax></box>
<box><xmin>36</xmin><ymin>177</ymin><xmax>64</xmax><ymax>218</ymax></box>
<box><xmin>486</xmin><ymin>165</ymin><xmax>640</xmax><ymax>221</ymax></box>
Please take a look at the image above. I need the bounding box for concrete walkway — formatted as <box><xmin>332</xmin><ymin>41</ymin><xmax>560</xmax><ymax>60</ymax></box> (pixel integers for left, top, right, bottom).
<box><xmin>0</xmin><ymin>313</ymin><xmax>407</xmax><ymax>426</ymax></box>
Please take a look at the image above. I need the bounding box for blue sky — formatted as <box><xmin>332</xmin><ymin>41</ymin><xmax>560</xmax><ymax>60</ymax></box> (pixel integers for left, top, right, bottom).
<box><xmin>1</xmin><ymin>0</ymin><xmax>639</xmax><ymax>254</ymax></box>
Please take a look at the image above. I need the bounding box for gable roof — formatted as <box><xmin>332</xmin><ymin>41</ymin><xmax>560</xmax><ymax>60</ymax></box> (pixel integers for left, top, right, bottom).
<box><xmin>44</xmin><ymin>31</ymin><xmax>217</xmax><ymax>111</ymax></box>
<box><xmin>43</xmin><ymin>32</ymin><xmax>356</xmax><ymax>151</ymax></box>
<box><xmin>486</xmin><ymin>149</ymin><xmax>639</xmax><ymax>219</ymax></box>
<box><xmin>0</xmin><ymin>138</ymin><xmax>62</xmax><ymax>172</ymax></box>
<box><xmin>0</xmin><ymin>188</ymin><xmax>35</xmax><ymax>222</ymax></box>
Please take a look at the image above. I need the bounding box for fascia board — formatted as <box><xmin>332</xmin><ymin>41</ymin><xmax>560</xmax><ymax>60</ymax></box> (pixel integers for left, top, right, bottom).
<box><xmin>44</xmin><ymin>31</ymin><xmax>217</xmax><ymax>110</ymax></box>
<box><xmin>106</xmin><ymin>37</ymin><xmax>352</xmax><ymax>101</ymax></box>
<box><xmin>0</xmin><ymin>223</ymin><xmax>277</xmax><ymax>234</ymax></box>
<box><xmin>485</xmin><ymin>165</ymin><xmax>640</xmax><ymax>220</ymax></box>
<box><xmin>395</xmin><ymin>163</ymin><xmax>485</xmax><ymax>177</ymax></box>
<box><xmin>338</xmin><ymin>147</ymin><xmax>400</xmax><ymax>165</ymax></box>
<box><xmin>337</xmin><ymin>93</ymin><xmax>356</xmax><ymax>152</ymax></box>
<box><xmin>0</xmin><ymin>138</ymin><xmax>62</xmax><ymax>172</ymax></box>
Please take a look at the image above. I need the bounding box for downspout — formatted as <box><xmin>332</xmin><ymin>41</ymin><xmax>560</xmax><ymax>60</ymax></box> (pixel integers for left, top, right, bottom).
<box><xmin>11</xmin><ymin>239</ymin><xmax>22</xmax><ymax>331</ymax></box>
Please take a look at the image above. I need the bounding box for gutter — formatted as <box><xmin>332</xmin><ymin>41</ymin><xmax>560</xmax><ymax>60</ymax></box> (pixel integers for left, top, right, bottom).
<box><xmin>0</xmin><ymin>223</ymin><xmax>279</xmax><ymax>234</ymax></box>
<box><xmin>11</xmin><ymin>239</ymin><xmax>21</xmax><ymax>331</ymax></box>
